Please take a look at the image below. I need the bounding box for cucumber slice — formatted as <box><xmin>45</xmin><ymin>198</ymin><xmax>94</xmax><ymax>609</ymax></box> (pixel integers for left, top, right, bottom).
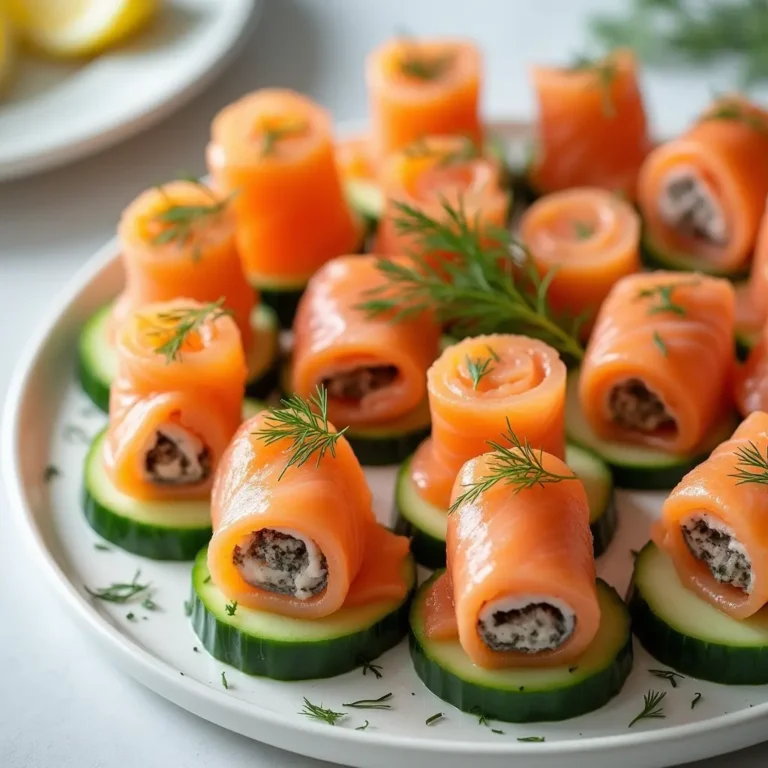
<box><xmin>410</xmin><ymin>573</ymin><xmax>632</xmax><ymax>722</ymax></box>
<box><xmin>641</xmin><ymin>229</ymin><xmax>750</xmax><ymax>280</ymax></box>
<box><xmin>249</xmin><ymin>274</ymin><xmax>307</xmax><ymax>329</ymax></box>
<box><xmin>83</xmin><ymin>430</ymin><xmax>211</xmax><ymax>560</ymax></box>
<box><xmin>242</xmin><ymin>397</ymin><xmax>266</xmax><ymax>422</ymax></box>
<box><xmin>344</xmin><ymin>178</ymin><xmax>384</xmax><ymax>225</ymax></box>
<box><xmin>629</xmin><ymin>543</ymin><xmax>768</xmax><ymax>684</ymax></box>
<box><xmin>565</xmin><ymin>370</ymin><xmax>738</xmax><ymax>490</ymax></box>
<box><xmin>78</xmin><ymin>303</ymin><xmax>280</xmax><ymax>412</ymax></box>
<box><xmin>279</xmin><ymin>359</ymin><xmax>431</xmax><ymax>466</ymax></box>
<box><xmin>735</xmin><ymin>329</ymin><xmax>759</xmax><ymax>363</ymax></box>
<box><xmin>394</xmin><ymin>443</ymin><xmax>617</xmax><ymax>569</ymax></box>
<box><xmin>191</xmin><ymin>546</ymin><xmax>416</xmax><ymax>680</ymax></box>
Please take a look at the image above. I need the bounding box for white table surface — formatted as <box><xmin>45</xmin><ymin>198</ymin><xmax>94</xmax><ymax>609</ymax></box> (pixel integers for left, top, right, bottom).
<box><xmin>2</xmin><ymin>1</ymin><xmax>768</xmax><ymax>766</ymax></box>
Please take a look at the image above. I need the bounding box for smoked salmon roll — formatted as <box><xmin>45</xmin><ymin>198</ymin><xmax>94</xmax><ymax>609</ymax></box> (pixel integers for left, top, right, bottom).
<box><xmin>207</xmin><ymin>406</ymin><xmax>411</xmax><ymax>620</ymax></box>
<box><xmin>519</xmin><ymin>187</ymin><xmax>641</xmax><ymax>330</ymax></box>
<box><xmin>579</xmin><ymin>272</ymin><xmax>735</xmax><ymax>454</ymax></box>
<box><xmin>654</xmin><ymin>411</ymin><xmax>768</xmax><ymax>619</ymax></box>
<box><xmin>104</xmin><ymin>299</ymin><xmax>247</xmax><ymax>502</ymax></box>
<box><xmin>367</xmin><ymin>38</ymin><xmax>482</xmax><ymax>158</ymax></box>
<box><xmin>527</xmin><ymin>49</ymin><xmax>650</xmax><ymax>200</ymax></box>
<box><xmin>735</xmin><ymin>328</ymin><xmax>768</xmax><ymax>417</ymax></box>
<box><xmin>638</xmin><ymin>95</ymin><xmax>768</xmax><ymax>276</ymax></box>
<box><xmin>438</xmin><ymin>450</ymin><xmax>599</xmax><ymax>668</ymax></box>
<box><xmin>410</xmin><ymin>334</ymin><xmax>566</xmax><ymax>510</ymax></box>
<box><xmin>207</xmin><ymin>89</ymin><xmax>363</xmax><ymax>326</ymax></box>
<box><xmin>375</xmin><ymin>135</ymin><xmax>509</xmax><ymax>265</ymax></box>
<box><xmin>735</xmin><ymin>202</ymin><xmax>768</xmax><ymax>353</ymax></box>
<box><xmin>291</xmin><ymin>254</ymin><xmax>441</xmax><ymax>462</ymax></box>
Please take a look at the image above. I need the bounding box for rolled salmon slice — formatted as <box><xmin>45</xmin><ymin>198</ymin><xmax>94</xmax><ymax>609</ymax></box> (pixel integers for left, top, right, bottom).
<box><xmin>374</xmin><ymin>134</ymin><xmax>509</xmax><ymax>265</ymax></box>
<box><xmin>207</xmin><ymin>410</ymin><xmax>410</xmax><ymax>619</ymax></box>
<box><xmin>579</xmin><ymin>271</ymin><xmax>735</xmax><ymax>453</ymax></box>
<box><xmin>638</xmin><ymin>96</ymin><xmax>768</xmax><ymax>275</ymax></box>
<box><xmin>411</xmin><ymin>334</ymin><xmax>566</xmax><ymax>509</ymax></box>
<box><xmin>519</xmin><ymin>187</ymin><xmax>640</xmax><ymax>331</ymax></box>
<box><xmin>655</xmin><ymin>411</ymin><xmax>768</xmax><ymax>619</ymax></box>
<box><xmin>529</xmin><ymin>49</ymin><xmax>650</xmax><ymax>199</ymax></box>
<box><xmin>111</xmin><ymin>180</ymin><xmax>255</xmax><ymax>350</ymax></box>
<box><xmin>735</xmin><ymin>202</ymin><xmax>768</xmax><ymax>344</ymax></box>
<box><xmin>735</xmin><ymin>333</ymin><xmax>768</xmax><ymax>417</ymax></box>
<box><xmin>422</xmin><ymin>449</ymin><xmax>599</xmax><ymax>669</ymax></box>
<box><xmin>105</xmin><ymin>299</ymin><xmax>247</xmax><ymax>501</ymax></box>
<box><xmin>207</xmin><ymin>89</ymin><xmax>363</xmax><ymax>285</ymax></box>
<box><xmin>336</xmin><ymin>134</ymin><xmax>378</xmax><ymax>185</ymax></box>
<box><xmin>366</xmin><ymin>38</ymin><xmax>482</xmax><ymax>157</ymax></box>
<box><xmin>291</xmin><ymin>255</ymin><xmax>441</xmax><ymax>427</ymax></box>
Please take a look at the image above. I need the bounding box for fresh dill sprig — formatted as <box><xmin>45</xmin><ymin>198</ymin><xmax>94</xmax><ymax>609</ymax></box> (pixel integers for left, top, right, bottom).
<box><xmin>254</xmin><ymin>386</ymin><xmax>348</xmax><ymax>481</ymax></box>
<box><xmin>398</xmin><ymin>42</ymin><xmax>454</xmax><ymax>80</ymax></box>
<box><xmin>361</xmin><ymin>660</ymin><xmax>383</xmax><ymax>679</ymax></box>
<box><xmin>426</xmin><ymin>713</ymin><xmax>444</xmax><ymax>726</ymax></box>
<box><xmin>146</xmin><ymin>298</ymin><xmax>232</xmax><ymax>363</ymax></box>
<box><xmin>470</xmin><ymin>706</ymin><xmax>491</xmax><ymax>727</ymax></box>
<box><xmin>152</xmin><ymin>181</ymin><xmax>232</xmax><ymax>258</ymax></box>
<box><xmin>260</xmin><ymin>121</ymin><xmax>308</xmax><ymax>156</ymax></box>
<box><xmin>342</xmin><ymin>693</ymin><xmax>393</xmax><ymax>710</ymax></box>
<box><xmin>649</xmin><ymin>668</ymin><xmax>685</xmax><ymax>688</ymax></box>
<box><xmin>573</xmin><ymin>220</ymin><xmax>595</xmax><ymax>240</ymax></box>
<box><xmin>729</xmin><ymin>441</ymin><xmax>768</xmax><ymax>485</ymax></box>
<box><xmin>224</xmin><ymin>600</ymin><xmax>238</xmax><ymax>617</ymax></box>
<box><xmin>703</xmin><ymin>102</ymin><xmax>768</xmax><ymax>134</ymax></box>
<box><xmin>359</xmin><ymin>199</ymin><xmax>585</xmax><ymax>363</ymax></box>
<box><xmin>636</xmin><ymin>281</ymin><xmax>697</xmax><ymax>317</ymax></box>
<box><xmin>465</xmin><ymin>354</ymin><xmax>496</xmax><ymax>390</ymax></box>
<box><xmin>652</xmin><ymin>331</ymin><xmax>668</xmax><ymax>357</ymax></box>
<box><xmin>628</xmin><ymin>689</ymin><xmax>666</xmax><ymax>728</ymax></box>
<box><xmin>570</xmin><ymin>54</ymin><xmax>618</xmax><ymax>118</ymax></box>
<box><xmin>691</xmin><ymin>692</ymin><xmax>702</xmax><ymax>709</ymax></box>
<box><xmin>449</xmin><ymin>420</ymin><xmax>576</xmax><ymax>512</ymax></box>
<box><xmin>85</xmin><ymin>571</ymin><xmax>150</xmax><ymax>604</ymax></box>
<box><xmin>300</xmin><ymin>698</ymin><xmax>347</xmax><ymax>726</ymax></box>
<box><xmin>518</xmin><ymin>736</ymin><xmax>545</xmax><ymax>742</ymax></box>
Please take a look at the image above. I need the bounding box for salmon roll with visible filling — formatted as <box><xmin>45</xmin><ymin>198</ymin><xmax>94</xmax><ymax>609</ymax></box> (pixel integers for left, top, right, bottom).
<box><xmin>291</xmin><ymin>254</ymin><xmax>441</xmax><ymax>429</ymax></box>
<box><xmin>654</xmin><ymin>411</ymin><xmax>768</xmax><ymax>619</ymax></box>
<box><xmin>638</xmin><ymin>96</ymin><xmax>768</xmax><ymax>276</ymax></box>
<box><xmin>367</xmin><ymin>38</ymin><xmax>482</xmax><ymax>157</ymax></box>
<box><xmin>579</xmin><ymin>272</ymin><xmax>735</xmax><ymax>454</ymax></box>
<box><xmin>528</xmin><ymin>49</ymin><xmax>650</xmax><ymax>200</ymax></box>
<box><xmin>105</xmin><ymin>299</ymin><xmax>247</xmax><ymax>501</ymax></box>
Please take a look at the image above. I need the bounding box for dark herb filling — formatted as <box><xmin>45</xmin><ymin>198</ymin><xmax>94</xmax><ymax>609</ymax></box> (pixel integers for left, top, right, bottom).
<box><xmin>608</xmin><ymin>378</ymin><xmax>676</xmax><ymax>433</ymax></box>
<box><xmin>322</xmin><ymin>365</ymin><xmax>398</xmax><ymax>401</ymax></box>
<box><xmin>144</xmin><ymin>431</ymin><xmax>210</xmax><ymax>485</ymax></box>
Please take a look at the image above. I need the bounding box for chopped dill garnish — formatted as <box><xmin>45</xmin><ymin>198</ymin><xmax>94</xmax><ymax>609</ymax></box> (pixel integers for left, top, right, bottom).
<box><xmin>653</xmin><ymin>331</ymin><xmax>668</xmax><ymax>357</ymax></box>
<box><xmin>426</xmin><ymin>713</ymin><xmax>444</xmax><ymax>726</ymax></box>
<box><xmin>628</xmin><ymin>689</ymin><xmax>666</xmax><ymax>728</ymax></box>
<box><xmin>636</xmin><ymin>281</ymin><xmax>697</xmax><ymax>317</ymax></box>
<box><xmin>221</xmin><ymin>671</ymin><xmax>229</xmax><ymax>690</ymax></box>
<box><xmin>649</xmin><ymin>668</ymin><xmax>685</xmax><ymax>688</ymax></box>
<box><xmin>224</xmin><ymin>600</ymin><xmax>238</xmax><ymax>617</ymax></box>
<box><xmin>254</xmin><ymin>386</ymin><xmax>348</xmax><ymax>481</ymax></box>
<box><xmin>43</xmin><ymin>465</ymin><xmax>60</xmax><ymax>483</ymax></box>
<box><xmin>465</xmin><ymin>354</ymin><xmax>496</xmax><ymax>390</ymax></box>
<box><xmin>126</xmin><ymin>612</ymin><xmax>136</xmax><ymax>621</ymax></box>
<box><xmin>299</xmin><ymin>698</ymin><xmax>346</xmax><ymax>726</ymax></box>
<box><xmin>729</xmin><ymin>441</ymin><xmax>768</xmax><ymax>485</ymax></box>
<box><xmin>518</xmin><ymin>736</ymin><xmax>545</xmax><ymax>742</ymax></box>
<box><xmin>94</xmin><ymin>543</ymin><xmax>111</xmax><ymax>552</ymax></box>
<box><xmin>342</xmin><ymin>693</ymin><xmax>393</xmax><ymax>710</ymax></box>
<box><xmin>356</xmin><ymin>720</ymin><xmax>370</xmax><ymax>731</ymax></box>
<box><xmin>573</xmin><ymin>220</ymin><xmax>595</xmax><ymax>240</ymax></box>
<box><xmin>141</xmin><ymin>596</ymin><xmax>158</xmax><ymax>611</ymax></box>
<box><xmin>361</xmin><ymin>660</ymin><xmax>383</xmax><ymax>679</ymax></box>
<box><xmin>260</xmin><ymin>121</ymin><xmax>308</xmax><ymax>156</ymax></box>
<box><xmin>570</xmin><ymin>54</ymin><xmax>618</xmax><ymax>118</ymax></box>
<box><xmin>691</xmin><ymin>692</ymin><xmax>702</xmax><ymax>709</ymax></box>
<box><xmin>449</xmin><ymin>420</ymin><xmax>576</xmax><ymax>512</ymax></box>
<box><xmin>85</xmin><ymin>571</ymin><xmax>149</xmax><ymax>604</ymax></box>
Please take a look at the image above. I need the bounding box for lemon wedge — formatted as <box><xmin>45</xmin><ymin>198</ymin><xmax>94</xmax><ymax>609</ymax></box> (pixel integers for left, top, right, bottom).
<box><xmin>8</xmin><ymin>0</ymin><xmax>159</xmax><ymax>59</ymax></box>
<box><xmin>0</xmin><ymin>11</ymin><xmax>15</xmax><ymax>94</ymax></box>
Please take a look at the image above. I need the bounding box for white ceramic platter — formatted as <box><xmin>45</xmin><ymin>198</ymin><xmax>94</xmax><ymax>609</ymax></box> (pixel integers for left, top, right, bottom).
<box><xmin>0</xmin><ymin>0</ymin><xmax>259</xmax><ymax>181</ymax></box>
<box><xmin>5</xmin><ymin>121</ymin><xmax>768</xmax><ymax>768</ymax></box>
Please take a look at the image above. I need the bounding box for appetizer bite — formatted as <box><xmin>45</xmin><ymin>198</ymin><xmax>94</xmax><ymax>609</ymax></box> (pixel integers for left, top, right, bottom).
<box><xmin>83</xmin><ymin>299</ymin><xmax>247</xmax><ymax>559</ymax></box>
<box><xmin>638</xmin><ymin>95</ymin><xmax>768</xmax><ymax>277</ymax></box>
<box><xmin>366</xmin><ymin>37</ymin><xmax>482</xmax><ymax>158</ymax></box>
<box><xmin>78</xmin><ymin>180</ymin><xmax>279</xmax><ymax>412</ymax></box>
<box><xmin>631</xmin><ymin>412</ymin><xmax>768</xmax><ymax>684</ymax></box>
<box><xmin>290</xmin><ymin>254</ymin><xmax>441</xmax><ymax>465</ymax></box>
<box><xmin>191</xmin><ymin>389</ymin><xmax>415</xmax><ymax>679</ymax></box>
<box><xmin>410</xmin><ymin>446</ymin><xmax>631</xmax><ymax>721</ymax></box>
<box><xmin>526</xmin><ymin>49</ymin><xmax>649</xmax><ymax>200</ymax></box>
<box><xmin>519</xmin><ymin>187</ymin><xmax>641</xmax><ymax>334</ymax></box>
<box><xmin>374</xmin><ymin>135</ymin><xmax>509</xmax><ymax>264</ymax></box>
<box><xmin>207</xmin><ymin>89</ymin><xmax>363</xmax><ymax>327</ymax></box>
<box><xmin>573</xmin><ymin>272</ymin><xmax>737</xmax><ymax>488</ymax></box>
<box><xmin>395</xmin><ymin>335</ymin><xmax>615</xmax><ymax>567</ymax></box>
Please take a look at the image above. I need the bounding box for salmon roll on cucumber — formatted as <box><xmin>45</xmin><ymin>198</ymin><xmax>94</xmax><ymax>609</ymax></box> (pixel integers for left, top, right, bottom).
<box><xmin>367</xmin><ymin>37</ymin><xmax>482</xmax><ymax>158</ymax></box>
<box><xmin>207</xmin><ymin>89</ymin><xmax>364</xmax><ymax>327</ymax></box>
<box><xmin>526</xmin><ymin>49</ymin><xmax>650</xmax><ymax>201</ymax></box>
<box><xmin>78</xmin><ymin>180</ymin><xmax>279</xmax><ymax>413</ymax></box>
<box><xmin>573</xmin><ymin>272</ymin><xmax>737</xmax><ymax>489</ymax></box>
<box><xmin>83</xmin><ymin>299</ymin><xmax>247</xmax><ymax>560</ymax></box>
<box><xmin>395</xmin><ymin>335</ymin><xmax>617</xmax><ymax>567</ymax></box>
<box><xmin>638</xmin><ymin>95</ymin><xmax>768</xmax><ymax>277</ymax></box>
<box><xmin>192</xmin><ymin>390</ymin><xmax>415</xmax><ymax>679</ymax></box>
<box><xmin>631</xmin><ymin>412</ymin><xmax>768</xmax><ymax>684</ymax></box>
<box><xmin>410</xmin><ymin>447</ymin><xmax>631</xmax><ymax>721</ymax></box>
<box><xmin>289</xmin><ymin>254</ymin><xmax>441</xmax><ymax>465</ymax></box>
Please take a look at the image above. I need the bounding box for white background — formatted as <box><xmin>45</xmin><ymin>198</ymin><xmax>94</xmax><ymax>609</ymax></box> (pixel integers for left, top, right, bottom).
<box><xmin>2</xmin><ymin>1</ymin><xmax>767</xmax><ymax>766</ymax></box>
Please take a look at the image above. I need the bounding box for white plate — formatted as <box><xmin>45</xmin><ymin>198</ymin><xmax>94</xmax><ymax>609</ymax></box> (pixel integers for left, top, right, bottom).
<box><xmin>0</xmin><ymin>0</ymin><xmax>259</xmax><ymax>181</ymax></box>
<box><xmin>4</xmin><ymin>120</ymin><xmax>768</xmax><ymax>768</ymax></box>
